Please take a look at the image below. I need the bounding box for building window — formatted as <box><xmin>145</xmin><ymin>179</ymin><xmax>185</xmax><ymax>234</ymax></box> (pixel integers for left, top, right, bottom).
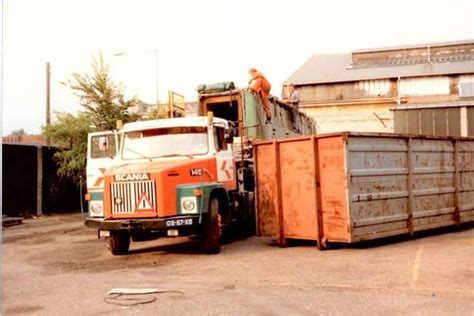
<box><xmin>399</xmin><ymin>76</ymin><xmax>450</xmax><ymax>96</ymax></box>
<box><xmin>459</xmin><ymin>75</ymin><xmax>474</xmax><ymax>98</ymax></box>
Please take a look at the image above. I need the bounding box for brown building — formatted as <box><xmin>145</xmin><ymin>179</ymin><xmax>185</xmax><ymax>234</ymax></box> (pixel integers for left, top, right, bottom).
<box><xmin>284</xmin><ymin>40</ymin><xmax>474</xmax><ymax>136</ymax></box>
<box><xmin>3</xmin><ymin>134</ymin><xmax>47</xmax><ymax>146</ymax></box>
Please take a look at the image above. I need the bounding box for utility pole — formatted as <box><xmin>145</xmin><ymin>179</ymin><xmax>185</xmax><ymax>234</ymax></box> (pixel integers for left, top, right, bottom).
<box><xmin>154</xmin><ymin>50</ymin><xmax>159</xmax><ymax>109</ymax></box>
<box><xmin>36</xmin><ymin>146</ymin><xmax>43</xmax><ymax>217</ymax></box>
<box><xmin>40</xmin><ymin>62</ymin><xmax>51</xmax><ymax>215</ymax></box>
<box><xmin>46</xmin><ymin>62</ymin><xmax>51</xmax><ymax>147</ymax></box>
<box><xmin>46</xmin><ymin>62</ymin><xmax>51</xmax><ymax>127</ymax></box>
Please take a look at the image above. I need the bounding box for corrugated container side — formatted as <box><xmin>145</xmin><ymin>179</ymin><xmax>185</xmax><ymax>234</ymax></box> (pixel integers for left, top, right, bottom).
<box><xmin>279</xmin><ymin>139</ymin><xmax>318</xmax><ymax>240</ymax></box>
<box><xmin>347</xmin><ymin>136</ymin><xmax>411</xmax><ymax>241</ymax></box>
<box><xmin>255</xmin><ymin>142</ymin><xmax>279</xmax><ymax>238</ymax></box>
<box><xmin>410</xmin><ymin>138</ymin><xmax>457</xmax><ymax>230</ymax></box>
<box><xmin>243</xmin><ymin>91</ymin><xmax>258</xmax><ymax>139</ymax></box>
<box><xmin>459</xmin><ymin>140</ymin><xmax>474</xmax><ymax>221</ymax></box>
<box><xmin>255</xmin><ymin>133</ymin><xmax>474</xmax><ymax>249</ymax></box>
<box><xmin>317</xmin><ymin>136</ymin><xmax>351</xmax><ymax>243</ymax></box>
<box><xmin>242</xmin><ymin>90</ymin><xmax>315</xmax><ymax>140</ymax></box>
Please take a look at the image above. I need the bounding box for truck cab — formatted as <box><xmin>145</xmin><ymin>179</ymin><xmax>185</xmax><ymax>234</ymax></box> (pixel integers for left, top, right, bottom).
<box><xmin>85</xmin><ymin>114</ymin><xmax>246</xmax><ymax>255</ymax></box>
<box><xmin>85</xmin><ymin>131</ymin><xmax>119</xmax><ymax>218</ymax></box>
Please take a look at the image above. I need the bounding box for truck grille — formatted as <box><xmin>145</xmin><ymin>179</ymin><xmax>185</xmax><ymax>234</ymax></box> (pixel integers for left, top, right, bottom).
<box><xmin>111</xmin><ymin>180</ymin><xmax>157</xmax><ymax>214</ymax></box>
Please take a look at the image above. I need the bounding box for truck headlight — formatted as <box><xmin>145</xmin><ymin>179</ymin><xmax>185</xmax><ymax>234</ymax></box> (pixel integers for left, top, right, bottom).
<box><xmin>180</xmin><ymin>197</ymin><xmax>197</xmax><ymax>214</ymax></box>
<box><xmin>89</xmin><ymin>200</ymin><xmax>104</xmax><ymax>217</ymax></box>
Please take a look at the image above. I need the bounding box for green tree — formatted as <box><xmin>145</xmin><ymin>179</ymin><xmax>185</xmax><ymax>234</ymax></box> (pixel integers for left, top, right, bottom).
<box><xmin>42</xmin><ymin>112</ymin><xmax>91</xmax><ymax>184</ymax></box>
<box><xmin>63</xmin><ymin>53</ymin><xmax>140</xmax><ymax>130</ymax></box>
<box><xmin>44</xmin><ymin>53</ymin><xmax>141</xmax><ymax>184</ymax></box>
<box><xmin>148</xmin><ymin>104</ymin><xmax>169</xmax><ymax>119</ymax></box>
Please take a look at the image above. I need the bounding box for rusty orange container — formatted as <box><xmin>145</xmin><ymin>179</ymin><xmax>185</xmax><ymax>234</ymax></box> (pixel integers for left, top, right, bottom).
<box><xmin>255</xmin><ymin>132</ymin><xmax>474</xmax><ymax>249</ymax></box>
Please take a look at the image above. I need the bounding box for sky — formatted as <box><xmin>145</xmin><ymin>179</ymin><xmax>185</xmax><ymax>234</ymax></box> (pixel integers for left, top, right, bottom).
<box><xmin>2</xmin><ymin>0</ymin><xmax>474</xmax><ymax>135</ymax></box>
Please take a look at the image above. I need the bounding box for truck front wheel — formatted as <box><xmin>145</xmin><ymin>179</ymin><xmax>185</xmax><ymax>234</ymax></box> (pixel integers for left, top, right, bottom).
<box><xmin>107</xmin><ymin>231</ymin><xmax>130</xmax><ymax>255</ymax></box>
<box><xmin>202</xmin><ymin>197</ymin><xmax>222</xmax><ymax>254</ymax></box>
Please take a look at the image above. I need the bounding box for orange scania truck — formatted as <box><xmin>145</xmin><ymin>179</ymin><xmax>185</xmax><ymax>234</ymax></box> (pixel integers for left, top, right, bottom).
<box><xmin>85</xmin><ymin>114</ymin><xmax>257</xmax><ymax>254</ymax></box>
<box><xmin>85</xmin><ymin>82</ymin><xmax>315</xmax><ymax>255</ymax></box>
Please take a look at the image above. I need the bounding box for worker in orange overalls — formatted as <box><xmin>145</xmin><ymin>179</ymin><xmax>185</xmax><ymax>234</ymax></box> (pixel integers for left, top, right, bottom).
<box><xmin>248</xmin><ymin>68</ymin><xmax>272</xmax><ymax>123</ymax></box>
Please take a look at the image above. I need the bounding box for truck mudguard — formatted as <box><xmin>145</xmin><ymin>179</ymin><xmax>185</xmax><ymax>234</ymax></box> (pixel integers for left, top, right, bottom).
<box><xmin>176</xmin><ymin>183</ymin><xmax>229</xmax><ymax>218</ymax></box>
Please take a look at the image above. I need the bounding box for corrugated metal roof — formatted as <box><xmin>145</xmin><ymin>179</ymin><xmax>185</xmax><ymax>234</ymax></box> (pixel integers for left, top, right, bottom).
<box><xmin>353</xmin><ymin>39</ymin><xmax>474</xmax><ymax>53</ymax></box>
<box><xmin>285</xmin><ymin>54</ymin><xmax>474</xmax><ymax>85</ymax></box>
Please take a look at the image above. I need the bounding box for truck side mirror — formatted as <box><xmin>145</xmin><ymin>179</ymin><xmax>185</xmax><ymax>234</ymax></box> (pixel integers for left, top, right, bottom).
<box><xmin>225</xmin><ymin>127</ymin><xmax>234</xmax><ymax>144</ymax></box>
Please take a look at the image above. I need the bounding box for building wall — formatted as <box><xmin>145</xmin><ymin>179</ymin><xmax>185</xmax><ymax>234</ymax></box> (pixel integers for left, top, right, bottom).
<box><xmin>298</xmin><ymin>75</ymin><xmax>461</xmax><ymax>106</ymax></box>
<box><xmin>393</xmin><ymin>76</ymin><xmax>474</xmax><ymax>136</ymax></box>
<box><xmin>302</xmin><ymin>101</ymin><xmax>393</xmax><ymax>134</ymax></box>
<box><xmin>297</xmin><ymin>79</ymin><xmax>395</xmax><ymax>134</ymax></box>
<box><xmin>3</xmin><ymin>135</ymin><xmax>47</xmax><ymax>146</ymax></box>
<box><xmin>298</xmin><ymin>79</ymin><xmax>394</xmax><ymax>104</ymax></box>
<box><xmin>399</xmin><ymin>76</ymin><xmax>450</xmax><ymax>96</ymax></box>
<box><xmin>297</xmin><ymin>74</ymin><xmax>472</xmax><ymax>135</ymax></box>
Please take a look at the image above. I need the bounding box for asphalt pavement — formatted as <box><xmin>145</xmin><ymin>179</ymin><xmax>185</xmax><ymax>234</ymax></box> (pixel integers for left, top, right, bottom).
<box><xmin>2</xmin><ymin>214</ymin><xmax>473</xmax><ymax>315</ymax></box>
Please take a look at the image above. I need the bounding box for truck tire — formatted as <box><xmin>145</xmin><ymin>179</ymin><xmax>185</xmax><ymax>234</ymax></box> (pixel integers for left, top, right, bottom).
<box><xmin>107</xmin><ymin>231</ymin><xmax>130</xmax><ymax>255</ymax></box>
<box><xmin>202</xmin><ymin>197</ymin><xmax>222</xmax><ymax>254</ymax></box>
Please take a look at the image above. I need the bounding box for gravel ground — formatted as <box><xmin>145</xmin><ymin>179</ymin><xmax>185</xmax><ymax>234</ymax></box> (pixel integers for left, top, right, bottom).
<box><xmin>2</xmin><ymin>213</ymin><xmax>474</xmax><ymax>315</ymax></box>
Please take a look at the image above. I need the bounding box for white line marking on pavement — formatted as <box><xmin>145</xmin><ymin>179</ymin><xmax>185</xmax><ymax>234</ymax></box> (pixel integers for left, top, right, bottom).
<box><xmin>410</xmin><ymin>241</ymin><xmax>424</xmax><ymax>290</ymax></box>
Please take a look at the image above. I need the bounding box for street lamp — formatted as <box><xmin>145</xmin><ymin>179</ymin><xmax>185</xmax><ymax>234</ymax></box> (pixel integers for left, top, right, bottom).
<box><xmin>114</xmin><ymin>49</ymin><xmax>159</xmax><ymax>108</ymax></box>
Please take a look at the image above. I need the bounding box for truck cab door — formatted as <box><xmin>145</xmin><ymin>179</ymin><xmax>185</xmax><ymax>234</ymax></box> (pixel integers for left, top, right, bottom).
<box><xmin>213</xmin><ymin>125</ymin><xmax>236</xmax><ymax>191</ymax></box>
<box><xmin>86</xmin><ymin>131</ymin><xmax>119</xmax><ymax>218</ymax></box>
<box><xmin>86</xmin><ymin>131</ymin><xmax>119</xmax><ymax>191</ymax></box>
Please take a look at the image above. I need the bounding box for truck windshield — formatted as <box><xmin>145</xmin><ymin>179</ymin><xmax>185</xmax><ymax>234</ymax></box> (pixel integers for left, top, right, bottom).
<box><xmin>122</xmin><ymin>126</ymin><xmax>209</xmax><ymax>160</ymax></box>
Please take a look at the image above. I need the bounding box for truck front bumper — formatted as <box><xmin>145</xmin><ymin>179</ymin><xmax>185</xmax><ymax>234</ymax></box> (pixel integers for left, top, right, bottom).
<box><xmin>85</xmin><ymin>215</ymin><xmax>201</xmax><ymax>232</ymax></box>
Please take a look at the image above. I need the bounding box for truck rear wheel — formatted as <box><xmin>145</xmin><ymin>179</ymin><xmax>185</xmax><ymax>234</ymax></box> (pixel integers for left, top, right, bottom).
<box><xmin>107</xmin><ymin>231</ymin><xmax>130</xmax><ymax>255</ymax></box>
<box><xmin>202</xmin><ymin>197</ymin><xmax>222</xmax><ymax>254</ymax></box>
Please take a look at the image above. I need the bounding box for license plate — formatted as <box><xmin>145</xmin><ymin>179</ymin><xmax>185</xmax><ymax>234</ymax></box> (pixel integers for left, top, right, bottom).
<box><xmin>165</xmin><ymin>218</ymin><xmax>193</xmax><ymax>227</ymax></box>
